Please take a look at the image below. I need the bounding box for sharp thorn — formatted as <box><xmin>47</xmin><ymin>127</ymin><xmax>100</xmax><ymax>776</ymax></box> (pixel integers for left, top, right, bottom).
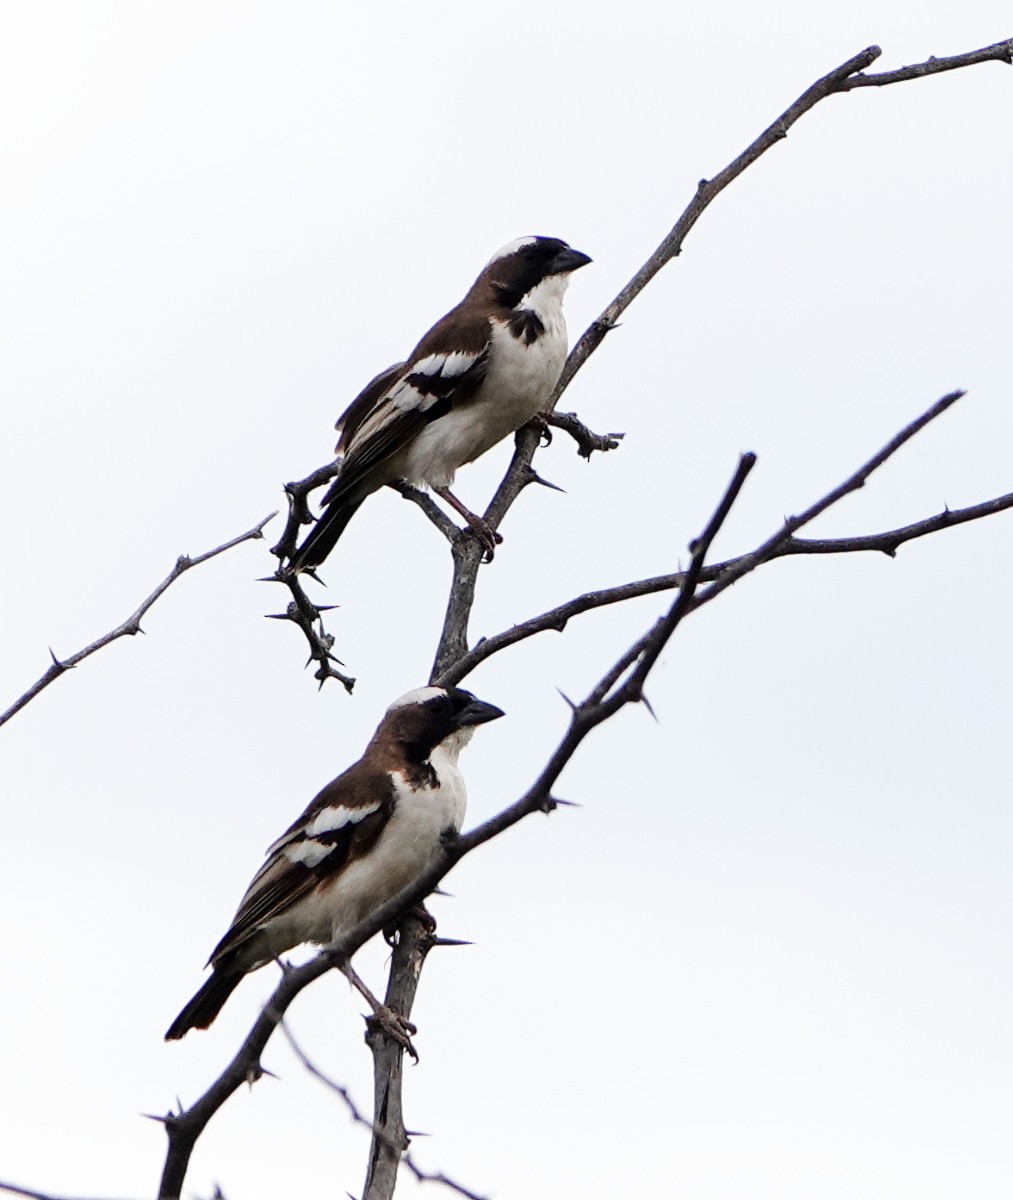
<box><xmin>641</xmin><ymin>692</ymin><xmax>659</xmax><ymax>723</ymax></box>
<box><xmin>430</xmin><ymin>937</ymin><xmax>473</xmax><ymax>948</ymax></box>
<box><xmin>140</xmin><ymin>1111</ymin><xmax>169</xmax><ymax>1124</ymax></box>
<box><xmin>549</xmin><ymin>796</ymin><xmax>581</xmax><ymax>808</ymax></box>
<box><xmin>404</xmin><ymin>1129</ymin><xmax>432</xmax><ymax>1138</ymax></box>
<box><xmin>527</xmin><ymin>468</ymin><xmax>566</xmax><ymax>494</ymax></box>
<box><xmin>556</xmin><ymin>688</ymin><xmax>578</xmax><ymax>711</ymax></box>
<box><xmin>431</xmin><ymin>886</ymin><xmax>452</xmax><ymax>897</ymax></box>
<box><xmin>264</xmin><ymin>612</ymin><xmax>291</xmax><ymax>621</ymax></box>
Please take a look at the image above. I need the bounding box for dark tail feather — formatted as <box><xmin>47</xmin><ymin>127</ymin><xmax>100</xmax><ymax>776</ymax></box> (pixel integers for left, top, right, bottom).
<box><xmin>289</xmin><ymin>494</ymin><xmax>366</xmax><ymax>573</ymax></box>
<box><xmin>165</xmin><ymin>970</ymin><xmax>243</xmax><ymax>1041</ymax></box>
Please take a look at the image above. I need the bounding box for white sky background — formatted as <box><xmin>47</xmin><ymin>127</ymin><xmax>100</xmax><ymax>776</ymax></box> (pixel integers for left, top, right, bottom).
<box><xmin>2</xmin><ymin>2</ymin><xmax>1012</xmax><ymax>1197</ymax></box>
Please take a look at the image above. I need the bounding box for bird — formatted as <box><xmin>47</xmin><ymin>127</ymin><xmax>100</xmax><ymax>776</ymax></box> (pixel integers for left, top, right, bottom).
<box><xmin>165</xmin><ymin>685</ymin><xmax>504</xmax><ymax>1041</ymax></box>
<box><xmin>288</xmin><ymin>235</ymin><xmax>592</xmax><ymax>572</ymax></box>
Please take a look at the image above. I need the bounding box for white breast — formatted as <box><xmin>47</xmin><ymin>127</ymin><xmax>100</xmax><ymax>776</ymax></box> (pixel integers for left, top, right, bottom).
<box><xmin>402</xmin><ymin>276</ymin><xmax>570</xmax><ymax>490</ymax></box>
<box><xmin>284</xmin><ymin>754</ymin><xmax>467</xmax><ymax>951</ymax></box>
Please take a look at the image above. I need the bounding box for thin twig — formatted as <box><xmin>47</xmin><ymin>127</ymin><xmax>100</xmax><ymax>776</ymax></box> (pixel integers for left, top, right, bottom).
<box><xmin>439</xmin><ymin>419</ymin><xmax>1013</xmax><ymax>687</ymax></box>
<box><xmin>687</xmin><ymin>391</ymin><xmax>966</xmax><ymax>616</ymax></box>
<box><xmin>0</xmin><ymin>514</ymin><xmax>276</xmax><ymax>729</ymax></box>
<box><xmin>0</xmin><ymin>1183</ymin><xmax>140</xmax><ymax>1200</ymax></box>
<box><xmin>843</xmin><ymin>36</ymin><xmax>1013</xmax><ymax>89</ymax></box>
<box><xmin>540</xmin><ymin>411</ymin><xmax>624</xmax><ymax>459</ymax></box>
<box><xmin>279</xmin><ymin>1022</ymin><xmax>489</xmax><ymax>1200</ymax></box>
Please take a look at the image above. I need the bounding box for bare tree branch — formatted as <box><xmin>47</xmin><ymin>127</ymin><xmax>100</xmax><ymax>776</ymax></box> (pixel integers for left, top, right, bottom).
<box><xmin>429</xmin><ymin>36</ymin><xmax>1007</xmax><ymax>681</ymax></box>
<box><xmin>158</xmin><ymin>380</ymin><xmax>988</xmax><ymax>1195</ymax></box>
<box><xmin>539</xmin><ymin>410</ymin><xmax>624</xmax><ymax>458</ymax></box>
<box><xmin>843</xmin><ymin>36</ymin><xmax>1013</xmax><ymax>89</ymax></box>
<box><xmin>279</xmin><ymin>37</ymin><xmax>1010</xmax><ymax>689</ymax></box>
<box><xmin>685</xmin><ymin>391</ymin><xmax>967</xmax><ymax>617</ymax></box>
<box><xmin>0</xmin><ymin>1182</ymin><xmax>141</xmax><ymax>1200</ymax></box>
<box><xmin>278</xmin><ymin>1004</ymin><xmax>489</xmax><ymax>1200</ymax></box>
<box><xmin>157</xmin><ymin>451</ymin><xmax>752</xmax><ymax>1198</ymax></box>
<box><xmin>153</xmin><ymin>33</ymin><xmax>1013</xmax><ymax>1200</ymax></box>
<box><xmin>0</xmin><ymin>514</ymin><xmax>276</xmax><ymax>730</ymax></box>
<box><xmin>440</xmin><ymin>404</ymin><xmax>1013</xmax><ymax>686</ymax></box>
<box><xmin>361</xmin><ymin>912</ymin><xmax>433</xmax><ymax>1200</ymax></box>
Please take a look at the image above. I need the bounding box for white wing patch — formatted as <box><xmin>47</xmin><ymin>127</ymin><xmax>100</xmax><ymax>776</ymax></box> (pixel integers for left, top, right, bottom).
<box><xmin>307</xmin><ymin>803</ymin><xmax>380</xmax><ymax>837</ymax></box>
<box><xmin>412</xmin><ymin>350</ymin><xmax>478</xmax><ymax>379</ymax></box>
<box><xmin>386</xmin><ymin>350</ymin><xmax>482</xmax><ymax>415</ymax></box>
<box><xmin>283</xmin><ymin>840</ymin><xmax>335</xmax><ymax>867</ymax></box>
<box><xmin>282</xmin><ymin>802</ymin><xmax>382</xmax><ymax>864</ymax></box>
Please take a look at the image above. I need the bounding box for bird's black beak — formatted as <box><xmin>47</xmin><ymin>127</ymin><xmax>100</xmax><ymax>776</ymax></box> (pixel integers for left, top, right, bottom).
<box><xmin>549</xmin><ymin>246</ymin><xmax>592</xmax><ymax>275</ymax></box>
<box><xmin>457</xmin><ymin>697</ymin><xmax>506</xmax><ymax>727</ymax></box>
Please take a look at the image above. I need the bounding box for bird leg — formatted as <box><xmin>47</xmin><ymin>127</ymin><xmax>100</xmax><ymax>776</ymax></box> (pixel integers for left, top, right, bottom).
<box><xmin>433</xmin><ymin>486</ymin><xmax>503</xmax><ymax>562</ymax></box>
<box><xmin>340</xmin><ymin>961</ymin><xmax>418</xmax><ymax>1059</ymax></box>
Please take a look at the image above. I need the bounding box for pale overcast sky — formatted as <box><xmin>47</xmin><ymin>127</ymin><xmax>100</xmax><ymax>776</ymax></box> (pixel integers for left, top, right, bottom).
<box><xmin>3</xmin><ymin>3</ymin><xmax>1012</xmax><ymax>1198</ymax></box>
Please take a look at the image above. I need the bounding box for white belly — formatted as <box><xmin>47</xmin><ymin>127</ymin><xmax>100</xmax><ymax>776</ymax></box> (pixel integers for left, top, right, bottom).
<box><xmin>402</xmin><ymin>314</ymin><xmax>567</xmax><ymax>490</ymax></box>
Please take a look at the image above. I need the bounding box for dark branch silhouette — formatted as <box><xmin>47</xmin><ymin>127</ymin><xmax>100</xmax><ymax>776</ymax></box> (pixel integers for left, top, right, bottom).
<box><xmin>0</xmin><ymin>514</ymin><xmax>275</xmax><ymax>729</ymax></box>
<box><xmin>8</xmin><ymin>31</ymin><xmax>1009</xmax><ymax>1200</ymax></box>
<box><xmin>155</xmin><ymin>375</ymin><xmax>1013</xmax><ymax>1197</ymax></box>
<box><xmin>153</xmin><ymin>34</ymin><xmax>1013</xmax><ymax>1200</ymax></box>
<box><xmin>157</xmin><ymin>446</ymin><xmax>754</xmax><ymax>1198</ymax></box>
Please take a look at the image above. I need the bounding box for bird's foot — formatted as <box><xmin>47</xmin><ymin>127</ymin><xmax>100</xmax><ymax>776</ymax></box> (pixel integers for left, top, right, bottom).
<box><xmin>343</xmin><ymin>960</ymin><xmax>420</xmax><ymax>1059</ymax></box>
<box><xmin>365</xmin><ymin>1006</ymin><xmax>419</xmax><ymax>1060</ymax></box>
<box><xmin>527</xmin><ymin>411</ymin><xmax>554</xmax><ymax>446</ymax></box>
<box><xmin>462</xmin><ymin>514</ymin><xmax>503</xmax><ymax>563</ymax></box>
<box><xmin>434</xmin><ymin>486</ymin><xmax>502</xmax><ymax>562</ymax></box>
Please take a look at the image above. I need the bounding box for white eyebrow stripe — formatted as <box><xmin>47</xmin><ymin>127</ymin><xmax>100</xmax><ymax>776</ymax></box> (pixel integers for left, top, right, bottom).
<box><xmin>485</xmin><ymin>235</ymin><xmax>536</xmax><ymax>267</ymax></box>
<box><xmin>386</xmin><ymin>685</ymin><xmax>446</xmax><ymax>711</ymax></box>
<box><xmin>306</xmin><ymin>803</ymin><xmax>380</xmax><ymax>837</ymax></box>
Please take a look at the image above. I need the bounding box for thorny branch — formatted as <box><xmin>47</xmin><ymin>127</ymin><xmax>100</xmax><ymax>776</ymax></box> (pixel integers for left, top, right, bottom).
<box><xmin>440</xmin><ymin>408</ymin><xmax>1013</xmax><ymax>686</ymax></box>
<box><xmin>157</xmin><ymin>379</ymin><xmax>1013</xmax><ymax>1197</ymax></box>
<box><xmin>274</xmin><ymin>33</ymin><xmax>1013</xmax><ymax>683</ymax></box>
<box><xmin>0</xmin><ymin>514</ymin><xmax>275</xmax><ymax>729</ymax></box>
<box><xmin>425</xmin><ymin>35</ymin><xmax>1012</xmax><ymax>680</ymax></box>
<box><xmin>0</xmin><ymin>1185</ymin><xmax>138</xmax><ymax>1200</ymax></box>
<box><xmin>268</xmin><ymin>411</ymin><xmax>621</xmax><ymax>682</ymax></box>
<box><xmin>151</xmin><ymin>32</ymin><xmax>1013</xmax><ymax>1200</ymax></box>
<box><xmin>280</xmin><ymin>1016</ymin><xmax>488</xmax><ymax>1200</ymax></box>
<box><xmin>157</xmin><ymin>448</ymin><xmax>753</xmax><ymax>1199</ymax></box>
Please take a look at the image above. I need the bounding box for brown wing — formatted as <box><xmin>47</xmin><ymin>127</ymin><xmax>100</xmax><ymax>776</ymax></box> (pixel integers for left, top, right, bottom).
<box><xmin>320</xmin><ymin>343</ymin><xmax>489</xmax><ymax>502</ymax></box>
<box><xmin>335</xmin><ymin>361</ymin><xmax>408</xmax><ymax>455</ymax></box>
<box><xmin>206</xmin><ymin>768</ymin><xmax>396</xmax><ymax>966</ymax></box>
